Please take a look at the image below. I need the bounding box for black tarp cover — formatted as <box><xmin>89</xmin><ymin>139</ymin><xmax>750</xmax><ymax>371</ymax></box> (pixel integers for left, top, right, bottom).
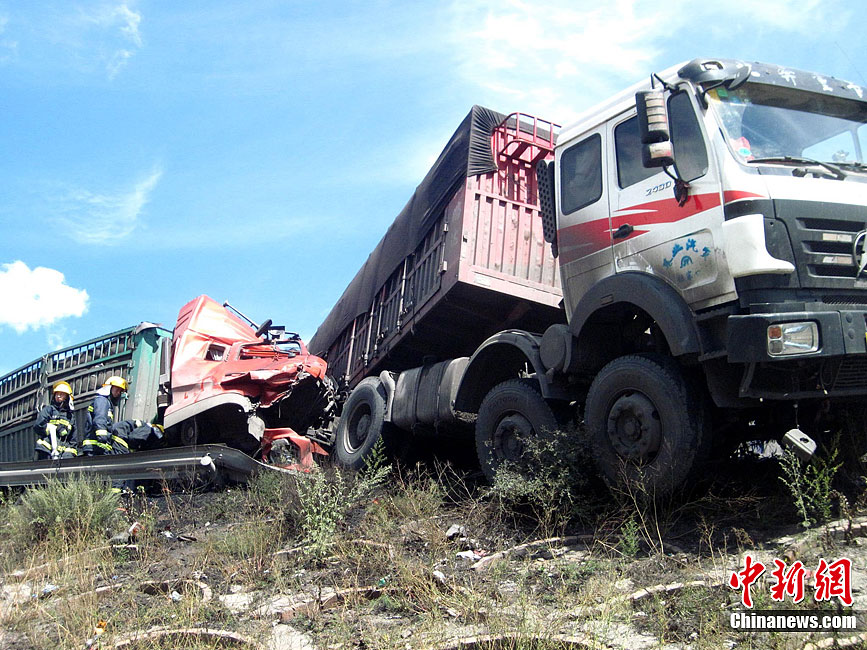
<box><xmin>309</xmin><ymin>106</ymin><xmax>506</xmax><ymax>357</ymax></box>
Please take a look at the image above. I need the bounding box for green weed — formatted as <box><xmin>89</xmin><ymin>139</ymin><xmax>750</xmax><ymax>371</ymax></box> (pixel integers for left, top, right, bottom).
<box><xmin>9</xmin><ymin>475</ymin><xmax>121</xmax><ymax>546</ymax></box>
<box><xmin>779</xmin><ymin>446</ymin><xmax>841</xmax><ymax>528</ymax></box>
<box><xmin>618</xmin><ymin>515</ymin><xmax>641</xmax><ymax>558</ymax></box>
<box><xmin>488</xmin><ymin>422</ymin><xmax>598</xmax><ymax>534</ymax></box>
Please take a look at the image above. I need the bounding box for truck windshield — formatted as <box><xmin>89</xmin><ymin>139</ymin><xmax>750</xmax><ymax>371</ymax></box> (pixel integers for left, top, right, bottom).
<box><xmin>707</xmin><ymin>83</ymin><xmax>867</xmax><ymax>167</ymax></box>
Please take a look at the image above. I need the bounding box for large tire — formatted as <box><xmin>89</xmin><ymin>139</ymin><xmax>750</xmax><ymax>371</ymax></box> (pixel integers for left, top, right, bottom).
<box><xmin>585</xmin><ymin>354</ymin><xmax>706</xmax><ymax>498</ymax></box>
<box><xmin>334</xmin><ymin>377</ymin><xmax>392</xmax><ymax>470</ymax></box>
<box><xmin>475</xmin><ymin>379</ymin><xmax>561</xmax><ymax>482</ymax></box>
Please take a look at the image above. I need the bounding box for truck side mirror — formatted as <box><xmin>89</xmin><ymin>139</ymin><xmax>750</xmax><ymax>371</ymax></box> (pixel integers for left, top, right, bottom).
<box><xmin>636</xmin><ymin>90</ymin><xmax>674</xmax><ymax>168</ymax></box>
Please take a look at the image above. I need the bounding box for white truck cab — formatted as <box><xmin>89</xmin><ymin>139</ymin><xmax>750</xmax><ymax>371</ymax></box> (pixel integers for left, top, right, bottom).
<box><xmin>536</xmin><ymin>58</ymin><xmax>867</xmax><ymax>495</ymax></box>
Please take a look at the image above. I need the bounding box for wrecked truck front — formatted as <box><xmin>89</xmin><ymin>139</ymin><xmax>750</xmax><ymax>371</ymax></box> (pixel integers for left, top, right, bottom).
<box><xmin>163</xmin><ymin>295</ymin><xmax>336</xmax><ymax>460</ymax></box>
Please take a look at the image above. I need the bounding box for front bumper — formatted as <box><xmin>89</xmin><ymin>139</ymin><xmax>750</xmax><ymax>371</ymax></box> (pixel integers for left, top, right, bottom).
<box><xmin>727</xmin><ymin>310</ymin><xmax>867</xmax><ymax>362</ymax></box>
<box><xmin>726</xmin><ymin>309</ymin><xmax>867</xmax><ymax>398</ymax></box>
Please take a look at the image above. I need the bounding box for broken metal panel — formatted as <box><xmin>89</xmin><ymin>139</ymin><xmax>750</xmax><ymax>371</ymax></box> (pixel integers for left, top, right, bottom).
<box><xmin>126</xmin><ymin>326</ymin><xmax>170</xmax><ymax>424</ymax></box>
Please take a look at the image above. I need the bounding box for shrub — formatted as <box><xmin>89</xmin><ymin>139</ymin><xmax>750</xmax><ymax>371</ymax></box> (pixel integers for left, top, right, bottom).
<box><xmin>779</xmin><ymin>445</ymin><xmax>841</xmax><ymax>528</ymax></box>
<box><xmin>293</xmin><ymin>447</ymin><xmax>390</xmax><ymax>559</ymax></box>
<box><xmin>10</xmin><ymin>475</ymin><xmax>121</xmax><ymax>546</ymax></box>
<box><xmin>240</xmin><ymin>439</ymin><xmax>392</xmax><ymax>560</ymax></box>
<box><xmin>487</xmin><ymin>422</ymin><xmax>598</xmax><ymax>533</ymax></box>
<box><xmin>618</xmin><ymin>515</ymin><xmax>641</xmax><ymax>558</ymax></box>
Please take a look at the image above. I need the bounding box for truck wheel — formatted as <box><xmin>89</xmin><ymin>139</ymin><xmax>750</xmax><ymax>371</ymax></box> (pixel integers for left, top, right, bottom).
<box><xmin>585</xmin><ymin>355</ymin><xmax>706</xmax><ymax>499</ymax></box>
<box><xmin>334</xmin><ymin>377</ymin><xmax>391</xmax><ymax>471</ymax></box>
<box><xmin>180</xmin><ymin>417</ymin><xmax>199</xmax><ymax>447</ymax></box>
<box><xmin>475</xmin><ymin>379</ymin><xmax>561</xmax><ymax>482</ymax></box>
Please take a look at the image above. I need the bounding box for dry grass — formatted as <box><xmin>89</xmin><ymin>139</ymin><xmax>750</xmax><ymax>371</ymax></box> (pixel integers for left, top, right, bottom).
<box><xmin>1</xmin><ymin>440</ymin><xmax>865</xmax><ymax>650</ymax></box>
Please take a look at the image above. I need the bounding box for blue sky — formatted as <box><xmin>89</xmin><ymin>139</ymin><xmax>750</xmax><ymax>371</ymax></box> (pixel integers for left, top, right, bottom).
<box><xmin>0</xmin><ymin>0</ymin><xmax>864</xmax><ymax>375</ymax></box>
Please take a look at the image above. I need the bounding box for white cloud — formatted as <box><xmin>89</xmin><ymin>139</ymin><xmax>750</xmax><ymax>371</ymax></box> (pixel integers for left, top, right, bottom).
<box><xmin>106</xmin><ymin>48</ymin><xmax>134</xmax><ymax>79</ymax></box>
<box><xmin>47</xmin><ymin>325</ymin><xmax>74</xmax><ymax>351</ymax></box>
<box><xmin>54</xmin><ymin>167</ymin><xmax>162</xmax><ymax>245</ymax></box>
<box><xmin>0</xmin><ymin>261</ymin><xmax>89</xmax><ymax>334</ymax></box>
<box><xmin>711</xmin><ymin>0</ymin><xmax>826</xmax><ymax>33</ymax></box>
<box><xmin>447</xmin><ymin>0</ymin><xmax>674</xmax><ymax>122</ymax></box>
<box><xmin>70</xmin><ymin>1</ymin><xmax>144</xmax><ymax>78</ymax></box>
<box><xmin>88</xmin><ymin>2</ymin><xmax>142</xmax><ymax>78</ymax></box>
<box><xmin>0</xmin><ymin>14</ymin><xmax>18</xmax><ymax>65</ymax></box>
<box><xmin>445</xmin><ymin>0</ymin><xmax>843</xmax><ymax>123</ymax></box>
<box><xmin>113</xmin><ymin>3</ymin><xmax>142</xmax><ymax>47</ymax></box>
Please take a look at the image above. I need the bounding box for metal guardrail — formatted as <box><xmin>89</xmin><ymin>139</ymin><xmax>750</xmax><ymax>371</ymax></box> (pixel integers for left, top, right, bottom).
<box><xmin>0</xmin><ymin>444</ymin><xmax>287</xmax><ymax>487</ymax></box>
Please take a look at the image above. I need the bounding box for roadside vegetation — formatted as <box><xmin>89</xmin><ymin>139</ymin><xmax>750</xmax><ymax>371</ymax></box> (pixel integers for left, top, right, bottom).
<box><xmin>1</xmin><ymin>425</ymin><xmax>866</xmax><ymax>650</ymax></box>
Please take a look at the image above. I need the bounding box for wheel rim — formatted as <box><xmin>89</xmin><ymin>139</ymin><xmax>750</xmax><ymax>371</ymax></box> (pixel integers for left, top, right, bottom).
<box><xmin>180</xmin><ymin>421</ymin><xmax>198</xmax><ymax>446</ymax></box>
<box><xmin>492</xmin><ymin>413</ymin><xmax>534</xmax><ymax>463</ymax></box>
<box><xmin>345</xmin><ymin>404</ymin><xmax>372</xmax><ymax>453</ymax></box>
<box><xmin>606</xmin><ymin>391</ymin><xmax>662</xmax><ymax>464</ymax></box>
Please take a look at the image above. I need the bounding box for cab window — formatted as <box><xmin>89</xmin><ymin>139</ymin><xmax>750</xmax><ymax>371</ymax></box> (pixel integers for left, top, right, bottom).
<box><xmin>560</xmin><ymin>134</ymin><xmax>602</xmax><ymax>214</ymax></box>
<box><xmin>615</xmin><ymin>117</ymin><xmax>657</xmax><ymax>188</ymax></box>
<box><xmin>205</xmin><ymin>345</ymin><xmax>226</xmax><ymax>361</ymax></box>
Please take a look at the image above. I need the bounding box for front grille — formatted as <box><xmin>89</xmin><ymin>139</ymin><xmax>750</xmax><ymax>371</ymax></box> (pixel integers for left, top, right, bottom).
<box><xmin>823</xmin><ymin>294</ymin><xmax>867</xmax><ymax>306</ymax></box>
<box><xmin>830</xmin><ymin>357</ymin><xmax>867</xmax><ymax>390</ymax></box>
<box><xmin>797</xmin><ymin>217</ymin><xmax>863</xmax><ymax>279</ymax></box>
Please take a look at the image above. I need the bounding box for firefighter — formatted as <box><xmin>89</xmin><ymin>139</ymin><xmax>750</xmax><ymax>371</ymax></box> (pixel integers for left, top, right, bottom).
<box><xmin>81</xmin><ymin>376</ymin><xmax>127</xmax><ymax>456</ymax></box>
<box><xmin>111</xmin><ymin>419</ymin><xmax>165</xmax><ymax>451</ymax></box>
<box><xmin>34</xmin><ymin>381</ymin><xmax>77</xmax><ymax>460</ymax></box>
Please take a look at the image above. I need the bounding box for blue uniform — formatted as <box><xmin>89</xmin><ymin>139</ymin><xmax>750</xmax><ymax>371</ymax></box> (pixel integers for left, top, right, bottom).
<box><xmin>34</xmin><ymin>401</ymin><xmax>77</xmax><ymax>459</ymax></box>
<box><xmin>81</xmin><ymin>389</ymin><xmax>121</xmax><ymax>456</ymax></box>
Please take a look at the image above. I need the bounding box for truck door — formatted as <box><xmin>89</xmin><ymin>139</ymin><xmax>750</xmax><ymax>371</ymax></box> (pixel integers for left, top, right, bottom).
<box><xmin>608</xmin><ymin>91</ymin><xmax>731</xmax><ymax>308</ymax></box>
<box><xmin>555</xmin><ymin>126</ymin><xmax>613</xmax><ymax>319</ymax></box>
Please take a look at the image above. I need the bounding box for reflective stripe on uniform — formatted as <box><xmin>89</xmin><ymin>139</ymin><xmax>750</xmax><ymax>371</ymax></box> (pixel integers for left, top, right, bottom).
<box><xmin>36</xmin><ymin>439</ymin><xmax>77</xmax><ymax>456</ymax></box>
<box><xmin>111</xmin><ymin>436</ymin><xmax>129</xmax><ymax>449</ymax></box>
<box><xmin>49</xmin><ymin>418</ymin><xmax>72</xmax><ymax>427</ymax></box>
<box><xmin>82</xmin><ymin>439</ymin><xmax>113</xmax><ymax>452</ymax></box>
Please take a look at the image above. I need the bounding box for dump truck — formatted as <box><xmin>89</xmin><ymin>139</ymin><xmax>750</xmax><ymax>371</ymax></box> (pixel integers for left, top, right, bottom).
<box><xmin>314</xmin><ymin>60</ymin><xmax>867</xmax><ymax>496</ymax></box>
<box><xmin>0</xmin><ymin>296</ymin><xmax>335</xmax><ymax>474</ymax></box>
<box><xmin>309</xmin><ymin>106</ymin><xmax>565</xmax><ymax>468</ymax></box>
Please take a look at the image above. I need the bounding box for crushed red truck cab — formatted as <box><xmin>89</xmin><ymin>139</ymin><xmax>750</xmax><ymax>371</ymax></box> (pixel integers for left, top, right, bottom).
<box><xmin>162</xmin><ymin>296</ymin><xmax>335</xmax><ymax>465</ymax></box>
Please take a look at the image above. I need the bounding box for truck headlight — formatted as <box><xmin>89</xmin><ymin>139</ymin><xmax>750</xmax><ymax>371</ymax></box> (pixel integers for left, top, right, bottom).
<box><xmin>767</xmin><ymin>322</ymin><xmax>819</xmax><ymax>356</ymax></box>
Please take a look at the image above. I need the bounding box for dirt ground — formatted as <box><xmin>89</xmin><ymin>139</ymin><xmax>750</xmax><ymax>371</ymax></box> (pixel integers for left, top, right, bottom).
<box><xmin>2</xmin><ymin>454</ymin><xmax>866</xmax><ymax>650</ymax></box>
